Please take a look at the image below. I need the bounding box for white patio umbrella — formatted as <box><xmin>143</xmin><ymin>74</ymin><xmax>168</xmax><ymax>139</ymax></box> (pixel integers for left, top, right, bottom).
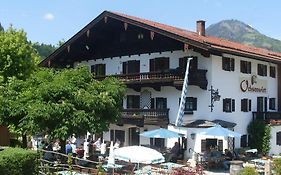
<box><xmin>114</xmin><ymin>146</ymin><xmax>165</xmax><ymax>164</ymax></box>
<box><xmin>140</xmin><ymin>128</ymin><xmax>182</xmax><ymax>138</ymax></box>
<box><xmin>198</xmin><ymin>124</ymin><xmax>241</xmax><ymax>138</ymax></box>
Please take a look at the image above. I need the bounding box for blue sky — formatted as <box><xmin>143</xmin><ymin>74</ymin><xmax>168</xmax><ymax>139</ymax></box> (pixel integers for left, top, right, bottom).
<box><xmin>1</xmin><ymin>0</ymin><xmax>281</xmax><ymax>45</ymax></box>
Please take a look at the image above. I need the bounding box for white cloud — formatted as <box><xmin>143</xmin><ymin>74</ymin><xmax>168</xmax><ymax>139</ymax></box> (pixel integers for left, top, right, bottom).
<box><xmin>44</xmin><ymin>13</ymin><xmax>55</xmax><ymax>21</ymax></box>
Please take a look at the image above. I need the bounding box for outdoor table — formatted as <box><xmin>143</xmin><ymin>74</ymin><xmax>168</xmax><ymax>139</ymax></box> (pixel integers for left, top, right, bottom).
<box><xmin>102</xmin><ymin>163</ymin><xmax>124</xmax><ymax>174</ymax></box>
<box><xmin>160</xmin><ymin>162</ymin><xmax>185</xmax><ymax>172</ymax></box>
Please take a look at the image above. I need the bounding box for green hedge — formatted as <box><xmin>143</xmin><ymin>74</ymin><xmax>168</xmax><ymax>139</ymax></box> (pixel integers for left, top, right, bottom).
<box><xmin>0</xmin><ymin>147</ymin><xmax>38</xmax><ymax>175</ymax></box>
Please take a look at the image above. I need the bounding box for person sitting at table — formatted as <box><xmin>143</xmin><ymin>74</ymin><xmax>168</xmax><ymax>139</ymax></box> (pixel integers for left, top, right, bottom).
<box><xmin>93</xmin><ymin>138</ymin><xmax>101</xmax><ymax>150</ymax></box>
<box><xmin>167</xmin><ymin>142</ymin><xmax>180</xmax><ymax>162</ymax></box>
<box><xmin>222</xmin><ymin>149</ymin><xmax>233</xmax><ymax>170</ymax></box>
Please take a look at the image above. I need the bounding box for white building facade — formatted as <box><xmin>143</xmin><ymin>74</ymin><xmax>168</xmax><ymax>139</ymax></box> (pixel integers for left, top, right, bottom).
<box><xmin>42</xmin><ymin>11</ymin><xmax>281</xmax><ymax>159</ymax></box>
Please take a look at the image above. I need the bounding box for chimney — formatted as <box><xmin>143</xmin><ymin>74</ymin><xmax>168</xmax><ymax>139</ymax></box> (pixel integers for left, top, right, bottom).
<box><xmin>196</xmin><ymin>20</ymin><xmax>205</xmax><ymax>36</ymax></box>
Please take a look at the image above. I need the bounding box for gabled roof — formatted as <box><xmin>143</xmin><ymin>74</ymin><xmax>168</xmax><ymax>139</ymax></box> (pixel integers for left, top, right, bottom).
<box><xmin>41</xmin><ymin>11</ymin><xmax>281</xmax><ymax>66</ymax></box>
<box><xmin>109</xmin><ymin>11</ymin><xmax>281</xmax><ymax>62</ymax></box>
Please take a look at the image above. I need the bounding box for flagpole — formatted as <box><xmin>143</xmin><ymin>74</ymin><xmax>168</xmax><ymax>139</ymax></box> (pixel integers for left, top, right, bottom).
<box><xmin>175</xmin><ymin>57</ymin><xmax>193</xmax><ymax>127</ymax></box>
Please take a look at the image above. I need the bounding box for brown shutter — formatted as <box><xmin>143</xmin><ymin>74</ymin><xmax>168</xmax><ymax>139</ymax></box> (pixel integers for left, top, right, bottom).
<box><xmin>230</xmin><ymin>58</ymin><xmax>235</xmax><ymax>71</ymax></box>
<box><xmin>150</xmin><ymin>59</ymin><xmax>155</xmax><ymax>72</ymax></box>
<box><xmin>232</xmin><ymin>99</ymin><xmax>235</xmax><ymax>112</ymax></box>
<box><xmin>122</xmin><ymin>62</ymin><xmax>127</xmax><ymax>74</ymax></box>
<box><xmin>201</xmin><ymin>139</ymin><xmax>206</xmax><ymax>152</ymax></box>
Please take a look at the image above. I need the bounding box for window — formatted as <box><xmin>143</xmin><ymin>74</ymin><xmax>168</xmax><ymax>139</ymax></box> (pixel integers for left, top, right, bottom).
<box><xmin>270</xmin><ymin>66</ymin><xmax>276</xmax><ymax>78</ymax></box>
<box><xmin>150</xmin><ymin>138</ymin><xmax>165</xmax><ymax>148</ymax></box>
<box><xmin>179</xmin><ymin>97</ymin><xmax>197</xmax><ymax>112</ymax></box>
<box><xmin>150</xmin><ymin>57</ymin><xmax>169</xmax><ymax>72</ymax></box>
<box><xmin>269</xmin><ymin>98</ymin><xmax>276</xmax><ymax>110</ymax></box>
<box><xmin>240</xmin><ymin>135</ymin><xmax>248</xmax><ymax>147</ymax></box>
<box><xmin>223</xmin><ymin>98</ymin><xmax>235</xmax><ymax>112</ymax></box>
<box><xmin>122</xmin><ymin>60</ymin><xmax>140</xmax><ymax>74</ymax></box>
<box><xmin>110</xmin><ymin>129</ymin><xmax>125</xmax><ymax>144</ymax></box>
<box><xmin>257</xmin><ymin>97</ymin><xmax>267</xmax><ymax>112</ymax></box>
<box><xmin>240</xmin><ymin>60</ymin><xmax>251</xmax><ymax>74</ymax></box>
<box><xmin>179</xmin><ymin>57</ymin><xmax>198</xmax><ymax>72</ymax></box>
<box><xmin>91</xmin><ymin>64</ymin><xmax>106</xmax><ymax>76</ymax></box>
<box><xmin>241</xmin><ymin>99</ymin><xmax>251</xmax><ymax>112</ymax></box>
<box><xmin>127</xmin><ymin>95</ymin><xmax>140</xmax><ymax>109</ymax></box>
<box><xmin>257</xmin><ymin>64</ymin><xmax>267</xmax><ymax>76</ymax></box>
<box><xmin>155</xmin><ymin>97</ymin><xmax>167</xmax><ymax>109</ymax></box>
<box><xmin>222</xmin><ymin>57</ymin><xmax>235</xmax><ymax>71</ymax></box>
<box><xmin>277</xmin><ymin>132</ymin><xmax>281</xmax><ymax>146</ymax></box>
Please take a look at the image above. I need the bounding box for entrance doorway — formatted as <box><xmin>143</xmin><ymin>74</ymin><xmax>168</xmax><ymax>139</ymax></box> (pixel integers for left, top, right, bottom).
<box><xmin>128</xmin><ymin>127</ymin><xmax>140</xmax><ymax>146</ymax></box>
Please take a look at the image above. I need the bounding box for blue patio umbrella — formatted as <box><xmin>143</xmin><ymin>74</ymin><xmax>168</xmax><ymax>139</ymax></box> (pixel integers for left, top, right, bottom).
<box><xmin>198</xmin><ymin>124</ymin><xmax>241</xmax><ymax>138</ymax></box>
<box><xmin>140</xmin><ymin>128</ymin><xmax>182</xmax><ymax>139</ymax></box>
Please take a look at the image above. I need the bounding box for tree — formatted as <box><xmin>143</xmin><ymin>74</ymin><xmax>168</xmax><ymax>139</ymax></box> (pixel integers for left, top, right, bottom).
<box><xmin>0</xmin><ymin>66</ymin><xmax>125</xmax><ymax>150</ymax></box>
<box><xmin>32</xmin><ymin>42</ymin><xmax>57</xmax><ymax>60</ymax></box>
<box><xmin>0</xmin><ymin>26</ymin><xmax>39</xmax><ymax>82</ymax></box>
<box><xmin>247</xmin><ymin>120</ymin><xmax>271</xmax><ymax>155</ymax></box>
<box><xmin>0</xmin><ymin>22</ymin><xmax>3</xmax><ymax>31</ymax></box>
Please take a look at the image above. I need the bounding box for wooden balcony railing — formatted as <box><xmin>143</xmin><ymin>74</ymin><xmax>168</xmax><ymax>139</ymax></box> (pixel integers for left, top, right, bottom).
<box><xmin>95</xmin><ymin>69</ymin><xmax>208</xmax><ymax>90</ymax></box>
<box><xmin>252</xmin><ymin>111</ymin><xmax>281</xmax><ymax>123</ymax></box>
<box><xmin>118</xmin><ymin>108</ymin><xmax>169</xmax><ymax>126</ymax></box>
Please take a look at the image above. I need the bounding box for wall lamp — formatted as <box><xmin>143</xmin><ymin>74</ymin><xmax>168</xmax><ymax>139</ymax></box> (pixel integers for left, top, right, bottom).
<box><xmin>209</xmin><ymin>85</ymin><xmax>221</xmax><ymax>112</ymax></box>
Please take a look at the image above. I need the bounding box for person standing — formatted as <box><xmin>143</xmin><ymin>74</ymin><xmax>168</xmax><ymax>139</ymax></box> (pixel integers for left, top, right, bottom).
<box><xmin>223</xmin><ymin>149</ymin><xmax>233</xmax><ymax>170</ymax></box>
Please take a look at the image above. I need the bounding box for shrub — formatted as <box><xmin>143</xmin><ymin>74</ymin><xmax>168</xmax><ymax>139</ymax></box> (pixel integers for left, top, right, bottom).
<box><xmin>238</xmin><ymin>166</ymin><xmax>258</xmax><ymax>175</ymax></box>
<box><xmin>273</xmin><ymin>158</ymin><xmax>281</xmax><ymax>175</ymax></box>
<box><xmin>0</xmin><ymin>147</ymin><xmax>38</xmax><ymax>175</ymax></box>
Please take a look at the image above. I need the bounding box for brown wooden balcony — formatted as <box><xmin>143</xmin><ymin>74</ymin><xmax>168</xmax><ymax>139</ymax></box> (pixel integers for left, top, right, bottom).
<box><xmin>95</xmin><ymin>69</ymin><xmax>208</xmax><ymax>90</ymax></box>
<box><xmin>117</xmin><ymin>108</ymin><xmax>169</xmax><ymax>126</ymax></box>
<box><xmin>252</xmin><ymin>111</ymin><xmax>281</xmax><ymax>124</ymax></box>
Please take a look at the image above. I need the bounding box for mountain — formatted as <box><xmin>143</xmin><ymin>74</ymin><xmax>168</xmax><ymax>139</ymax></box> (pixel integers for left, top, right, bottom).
<box><xmin>206</xmin><ymin>19</ymin><xmax>281</xmax><ymax>53</ymax></box>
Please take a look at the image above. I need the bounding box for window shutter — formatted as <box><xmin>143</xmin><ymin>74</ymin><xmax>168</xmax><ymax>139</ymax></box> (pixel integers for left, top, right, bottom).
<box><xmin>232</xmin><ymin>99</ymin><xmax>235</xmax><ymax>112</ymax></box>
<box><xmin>122</xmin><ymin>62</ymin><xmax>127</xmax><ymax>74</ymax></box>
<box><xmin>241</xmin><ymin>99</ymin><xmax>245</xmax><ymax>112</ymax></box>
<box><xmin>150</xmin><ymin>98</ymin><xmax>155</xmax><ymax>109</ymax></box>
<box><xmin>218</xmin><ymin>140</ymin><xmax>223</xmax><ymax>151</ymax></box>
<box><xmin>223</xmin><ymin>99</ymin><xmax>226</xmax><ymax>112</ymax></box>
<box><xmin>189</xmin><ymin>57</ymin><xmax>198</xmax><ymax>70</ymax></box>
<box><xmin>230</xmin><ymin>58</ymin><xmax>235</xmax><ymax>71</ymax></box>
<box><xmin>179</xmin><ymin>57</ymin><xmax>185</xmax><ymax>71</ymax></box>
<box><xmin>135</xmin><ymin>60</ymin><xmax>140</xmax><ymax>73</ymax></box>
<box><xmin>110</xmin><ymin>130</ymin><xmax>114</xmax><ymax>141</ymax></box>
<box><xmin>193</xmin><ymin>98</ymin><xmax>197</xmax><ymax>111</ymax></box>
<box><xmin>249</xmin><ymin>100</ymin><xmax>251</xmax><ymax>111</ymax></box>
<box><xmin>248</xmin><ymin>62</ymin><xmax>251</xmax><ymax>74</ymax></box>
<box><xmin>240</xmin><ymin>135</ymin><xmax>247</xmax><ymax>147</ymax></box>
<box><xmin>150</xmin><ymin>138</ymin><xmax>154</xmax><ymax>146</ymax></box>
<box><xmin>102</xmin><ymin>64</ymin><xmax>106</xmax><ymax>75</ymax></box>
<box><xmin>201</xmin><ymin>140</ymin><xmax>206</xmax><ymax>152</ymax></box>
<box><xmin>91</xmin><ymin>65</ymin><xmax>95</xmax><ymax>73</ymax></box>
<box><xmin>264</xmin><ymin>97</ymin><xmax>268</xmax><ymax>112</ymax></box>
<box><xmin>149</xmin><ymin>59</ymin><xmax>155</xmax><ymax>72</ymax></box>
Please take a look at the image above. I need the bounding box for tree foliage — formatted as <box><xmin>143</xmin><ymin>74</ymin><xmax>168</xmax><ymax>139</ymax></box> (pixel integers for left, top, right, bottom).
<box><xmin>0</xmin><ymin>22</ymin><xmax>3</xmax><ymax>31</ymax></box>
<box><xmin>0</xmin><ymin>26</ymin><xmax>39</xmax><ymax>82</ymax></box>
<box><xmin>0</xmin><ymin>66</ymin><xmax>125</xmax><ymax>141</ymax></box>
<box><xmin>32</xmin><ymin>42</ymin><xmax>57</xmax><ymax>60</ymax></box>
<box><xmin>247</xmin><ymin>120</ymin><xmax>271</xmax><ymax>155</ymax></box>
